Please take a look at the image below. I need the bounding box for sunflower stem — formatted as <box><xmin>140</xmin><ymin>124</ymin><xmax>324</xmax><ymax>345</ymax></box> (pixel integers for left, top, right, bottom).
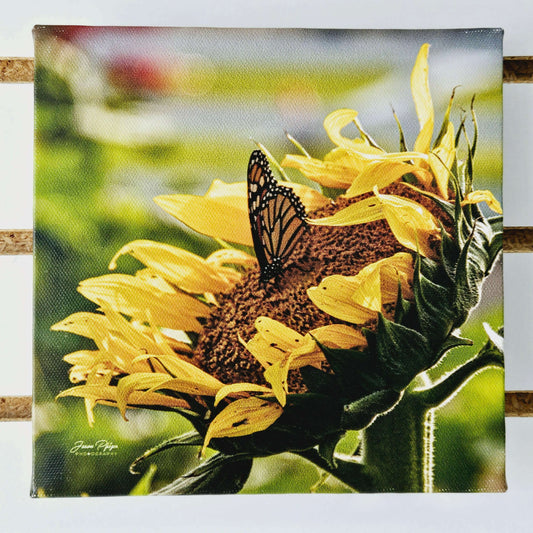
<box><xmin>362</xmin><ymin>391</ymin><xmax>432</xmax><ymax>492</ymax></box>
<box><xmin>361</xmin><ymin>343</ymin><xmax>504</xmax><ymax>492</ymax></box>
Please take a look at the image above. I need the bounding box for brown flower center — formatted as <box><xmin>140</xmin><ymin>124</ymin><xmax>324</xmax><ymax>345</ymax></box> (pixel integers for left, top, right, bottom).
<box><xmin>193</xmin><ymin>183</ymin><xmax>447</xmax><ymax>391</ymax></box>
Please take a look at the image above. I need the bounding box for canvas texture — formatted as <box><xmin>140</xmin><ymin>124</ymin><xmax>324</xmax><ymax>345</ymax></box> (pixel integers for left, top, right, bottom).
<box><xmin>33</xmin><ymin>27</ymin><xmax>505</xmax><ymax>496</ymax></box>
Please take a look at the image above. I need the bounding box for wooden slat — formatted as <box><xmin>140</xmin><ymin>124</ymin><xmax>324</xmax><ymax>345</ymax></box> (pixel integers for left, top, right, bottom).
<box><xmin>4</xmin><ymin>227</ymin><xmax>533</xmax><ymax>256</ymax></box>
<box><xmin>502</xmin><ymin>227</ymin><xmax>533</xmax><ymax>252</ymax></box>
<box><xmin>505</xmin><ymin>391</ymin><xmax>533</xmax><ymax>416</ymax></box>
<box><xmin>503</xmin><ymin>56</ymin><xmax>533</xmax><ymax>83</ymax></box>
<box><xmin>1</xmin><ymin>57</ymin><xmax>533</xmax><ymax>83</ymax></box>
<box><xmin>1</xmin><ymin>392</ymin><xmax>531</xmax><ymax>421</ymax></box>
<box><xmin>0</xmin><ymin>230</ymin><xmax>33</xmax><ymax>254</ymax></box>
<box><xmin>0</xmin><ymin>396</ymin><xmax>32</xmax><ymax>421</ymax></box>
<box><xmin>0</xmin><ymin>58</ymin><xmax>34</xmax><ymax>82</ymax></box>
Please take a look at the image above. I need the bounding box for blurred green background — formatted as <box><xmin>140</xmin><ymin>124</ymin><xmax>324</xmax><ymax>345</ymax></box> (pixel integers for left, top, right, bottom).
<box><xmin>33</xmin><ymin>27</ymin><xmax>504</xmax><ymax>495</ymax></box>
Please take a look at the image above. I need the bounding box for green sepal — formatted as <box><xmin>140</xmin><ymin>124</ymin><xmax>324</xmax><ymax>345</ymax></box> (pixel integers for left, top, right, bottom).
<box><xmin>322</xmin><ymin>186</ymin><xmax>347</xmax><ymax>199</ymax></box>
<box><xmin>392</xmin><ymin>108</ymin><xmax>408</xmax><ymax>152</ymax></box>
<box><xmin>413</xmin><ymin>256</ymin><xmax>455</xmax><ymax>346</ymax></box>
<box><xmin>411</xmin><ymin>187</ymin><xmax>456</xmax><ymax>220</ymax></box>
<box><xmin>300</xmin><ymin>365</ymin><xmax>340</xmax><ymax>397</ymax></box>
<box><xmin>318</xmin><ymin>432</ymin><xmax>343</xmax><ymax>469</ymax></box>
<box><xmin>439</xmin><ymin>224</ymin><xmax>460</xmax><ymax>281</ymax></box>
<box><xmin>317</xmin><ymin>341</ymin><xmax>387</xmax><ymax>399</ymax></box>
<box><xmin>129</xmin><ymin>431</ymin><xmax>204</xmax><ymax>474</ymax></box>
<box><xmin>152</xmin><ymin>453</ymin><xmax>253</xmax><ymax>495</ymax></box>
<box><xmin>212</xmin><ymin>393</ymin><xmax>344</xmax><ymax>457</ymax></box>
<box><xmin>393</xmin><ymin>279</ymin><xmax>412</xmax><ymax>324</ymax></box>
<box><xmin>435</xmin><ymin>334</ymin><xmax>473</xmax><ymax>360</ymax></box>
<box><xmin>453</xmin><ymin>225</ymin><xmax>486</xmax><ymax>326</ymax></box>
<box><xmin>341</xmin><ymin>389</ymin><xmax>402</xmax><ymax>430</ymax></box>
<box><xmin>433</xmin><ymin>87</ymin><xmax>457</xmax><ymax>149</ymax></box>
<box><xmin>375</xmin><ymin>314</ymin><xmax>431</xmax><ymax>389</ymax></box>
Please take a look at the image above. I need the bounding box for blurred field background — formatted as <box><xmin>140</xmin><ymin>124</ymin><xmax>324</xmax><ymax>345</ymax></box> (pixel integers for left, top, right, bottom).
<box><xmin>33</xmin><ymin>27</ymin><xmax>504</xmax><ymax>495</ymax></box>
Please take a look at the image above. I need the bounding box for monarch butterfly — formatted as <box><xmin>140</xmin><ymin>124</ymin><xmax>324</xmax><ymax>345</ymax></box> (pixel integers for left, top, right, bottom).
<box><xmin>247</xmin><ymin>150</ymin><xmax>308</xmax><ymax>281</ymax></box>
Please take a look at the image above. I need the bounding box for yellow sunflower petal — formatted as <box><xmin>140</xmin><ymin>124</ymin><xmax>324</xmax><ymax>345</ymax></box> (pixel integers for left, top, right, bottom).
<box><xmin>57</xmin><ymin>383</ymin><xmax>187</xmax><ymax>418</ymax></box>
<box><xmin>307</xmin><ymin>195</ymin><xmax>384</xmax><ymax>226</ymax></box>
<box><xmin>202</xmin><ymin>397</ymin><xmax>283</xmax><ymax>456</ymax></box>
<box><xmin>351</xmin><ymin>264</ymin><xmax>382</xmax><ymax>311</ymax></box>
<box><xmin>374</xmin><ymin>189</ymin><xmax>440</xmax><ymax>258</ymax></box>
<box><xmin>78</xmin><ymin>273</ymin><xmax>209</xmax><ymax>332</ymax></box>
<box><xmin>307</xmin><ymin>253</ymin><xmax>414</xmax><ymax>324</ymax></box>
<box><xmin>307</xmin><ymin>275</ymin><xmax>378</xmax><ymax>324</ymax></box>
<box><xmin>99</xmin><ymin>304</ymin><xmax>170</xmax><ymax>355</ymax></box>
<box><xmin>154</xmin><ymin>179</ymin><xmax>253</xmax><ymax>246</ymax></box>
<box><xmin>51</xmin><ymin>312</ymin><xmax>111</xmax><ymax>347</ymax></box>
<box><xmin>206</xmin><ymin>249</ymin><xmax>257</xmax><ymax>269</ymax></box>
<box><xmin>324</xmin><ymin>109</ymin><xmax>427</xmax><ymax>162</ymax></box>
<box><xmin>63</xmin><ymin>350</ymin><xmax>100</xmax><ymax>366</ymax></box>
<box><xmin>116</xmin><ymin>373</ymin><xmax>170</xmax><ymax>419</ymax></box>
<box><xmin>411</xmin><ymin>44</ymin><xmax>434</xmax><ymax>154</ymax></box>
<box><xmin>264</xmin><ymin>358</ymin><xmax>291</xmax><ymax>407</ymax></box>
<box><xmin>282</xmin><ymin>154</ymin><xmax>360</xmax><ymax>189</ymax></box>
<box><xmin>254</xmin><ymin>317</ymin><xmax>305</xmax><ymax>352</ymax></box>
<box><xmin>109</xmin><ymin>240</ymin><xmax>234</xmax><ymax>294</ymax></box>
<box><xmin>147</xmin><ymin>375</ymin><xmax>223</xmax><ymax>398</ymax></box>
<box><xmin>133</xmin><ymin>354</ymin><xmax>223</xmax><ymax>394</ymax></box>
<box><xmin>282</xmin><ymin>182</ymin><xmax>331</xmax><ymax>212</ymax></box>
<box><xmin>214</xmin><ymin>383</ymin><xmax>273</xmax><ymax>407</ymax></box>
<box><xmin>242</xmin><ymin>334</ymin><xmax>287</xmax><ymax>368</ymax></box>
<box><xmin>377</xmin><ymin>254</ymin><xmax>414</xmax><ymax>301</ymax></box>
<box><xmin>461</xmin><ymin>190</ymin><xmax>502</xmax><ymax>214</ymax></box>
<box><xmin>310</xmin><ymin>324</ymin><xmax>367</xmax><ymax>350</ymax></box>
<box><xmin>345</xmin><ymin>161</ymin><xmax>432</xmax><ymax>198</ymax></box>
<box><xmin>428</xmin><ymin>122</ymin><xmax>455</xmax><ymax>199</ymax></box>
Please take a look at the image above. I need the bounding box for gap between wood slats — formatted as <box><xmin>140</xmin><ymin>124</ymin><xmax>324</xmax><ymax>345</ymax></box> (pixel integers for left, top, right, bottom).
<box><xmin>1</xmin><ymin>393</ymin><xmax>531</xmax><ymax>421</ymax></box>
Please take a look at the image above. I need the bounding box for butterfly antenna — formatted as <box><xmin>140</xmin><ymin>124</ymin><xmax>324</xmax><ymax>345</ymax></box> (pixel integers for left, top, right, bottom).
<box><xmin>250</xmin><ymin>138</ymin><xmax>293</xmax><ymax>183</ymax></box>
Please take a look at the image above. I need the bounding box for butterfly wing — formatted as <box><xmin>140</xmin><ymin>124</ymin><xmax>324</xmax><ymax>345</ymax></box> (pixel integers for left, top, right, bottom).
<box><xmin>247</xmin><ymin>150</ymin><xmax>307</xmax><ymax>281</ymax></box>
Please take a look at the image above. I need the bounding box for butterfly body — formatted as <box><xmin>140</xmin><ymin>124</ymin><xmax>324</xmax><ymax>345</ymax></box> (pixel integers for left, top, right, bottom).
<box><xmin>247</xmin><ymin>150</ymin><xmax>308</xmax><ymax>281</ymax></box>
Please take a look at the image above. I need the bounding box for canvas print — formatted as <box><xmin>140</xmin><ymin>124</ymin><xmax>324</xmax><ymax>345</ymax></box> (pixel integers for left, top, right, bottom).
<box><xmin>33</xmin><ymin>27</ymin><xmax>505</xmax><ymax>495</ymax></box>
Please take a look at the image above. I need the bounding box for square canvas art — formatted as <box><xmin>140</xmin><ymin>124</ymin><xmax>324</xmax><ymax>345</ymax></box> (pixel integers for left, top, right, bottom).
<box><xmin>33</xmin><ymin>27</ymin><xmax>505</xmax><ymax>495</ymax></box>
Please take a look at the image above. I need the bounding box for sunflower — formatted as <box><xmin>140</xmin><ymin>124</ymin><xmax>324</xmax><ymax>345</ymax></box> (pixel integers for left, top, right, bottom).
<box><xmin>55</xmin><ymin>43</ymin><xmax>503</xmax><ymax>493</ymax></box>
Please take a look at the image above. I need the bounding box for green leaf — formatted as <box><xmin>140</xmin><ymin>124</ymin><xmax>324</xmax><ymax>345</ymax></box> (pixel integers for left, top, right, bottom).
<box><xmin>341</xmin><ymin>389</ymin><xmax>402</xmax><ymax>430</ymax></box>
<box><xmin>129</xmin><ymin>464</ymin><xmax>157</xmax><ymax>496</ymax></box>
<box><xmin>129</xmin><ymin>431</ymin><xmax>203</xmax><ymax>474</ymax></box>
<box><xmin>152</xmin><ymin>453</ymin><xmax>253</xmax><ymax>495</ymax></box>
